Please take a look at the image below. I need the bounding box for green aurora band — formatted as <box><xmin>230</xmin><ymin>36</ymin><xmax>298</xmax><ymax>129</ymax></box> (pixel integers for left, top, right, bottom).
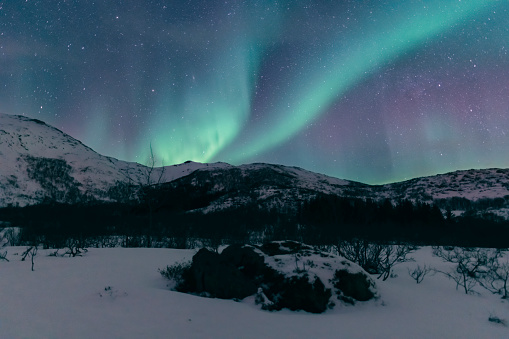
<box><xmin>141</xmin><ymin>2</ymin><xmax>284</xmax><ymax>164</ymax></box>
<box><xmin>2</xmin><ymin>1</ymin><xmax>507</xmax><ymax>184</ymax></box>
<box><xmin>222</xmin><ymin>0</ymin><xmax>496</xmax><ymax>164</ymax></box>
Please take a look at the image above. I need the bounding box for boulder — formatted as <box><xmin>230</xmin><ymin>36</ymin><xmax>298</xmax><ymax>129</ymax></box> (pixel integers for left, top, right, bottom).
<box><xmin>265</xmin><ymin>275</ymin><xmax>332</xmax><ymax>313</ymax></box>
<box><xmin>220</xmin><ymin>244</ymin><xmax>267</xmax><ymax>280</ymax></box>
<box><xmin>169</xmin><ymin>241</ymin><xmax>377</xmax><ymax>313</ymax></box>
<box><xmin>189</xmin><ymin>248</ymin><xmax>257</xmax><ymax>299</ymax></box>
<box><xmin>333</xmin><ymin>269</ymin><xmax>376</xmax><ymax>302</ymax></box>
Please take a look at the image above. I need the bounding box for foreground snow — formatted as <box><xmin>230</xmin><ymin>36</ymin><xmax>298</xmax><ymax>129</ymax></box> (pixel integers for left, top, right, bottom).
<box><xmin>0</xmin><ymin>247</ymin><xmax>507</xmax><ymax>338</ymax></box>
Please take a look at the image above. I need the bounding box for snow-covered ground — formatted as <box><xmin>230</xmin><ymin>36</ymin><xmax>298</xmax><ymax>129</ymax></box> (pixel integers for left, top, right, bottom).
<box><xmin>0</xmin><ymin>246</ymin><xmax>508</xmax><ymax>338</ymax></box>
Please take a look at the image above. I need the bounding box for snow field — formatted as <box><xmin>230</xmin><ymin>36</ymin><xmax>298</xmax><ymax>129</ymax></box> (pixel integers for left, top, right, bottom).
<box><xmin>0</xmin><ymin>247</ymin><xmax>508</xmax><ymax>339</ymax></box>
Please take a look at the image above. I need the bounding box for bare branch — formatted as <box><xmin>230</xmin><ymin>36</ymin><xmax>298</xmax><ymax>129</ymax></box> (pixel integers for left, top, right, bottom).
<box><xmin>432</xmin><ymin>246</ymin><xmax>501</xmax><ymax>294</ymax></box>
<box><xmin>408</xmin><ymin>264</ymin><xmax>433</xmax><ymax>284</ymax></box>
<box><xmin>335</xmin><ymin>239</ymin><xmax>414</xmax><ymax>280</ymax></box>
<box><xmin>0</xmin><ymin>250</ymin><xmax>9</xmax><ymax>262</ymax></box>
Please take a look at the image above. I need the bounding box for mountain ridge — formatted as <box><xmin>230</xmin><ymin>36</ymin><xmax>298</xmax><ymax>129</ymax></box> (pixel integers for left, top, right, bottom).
<box><xmin>0</xmin><ymin>113</ymin><xmax>230</xmax><ymax>206</ymax></box>
<box><xmin>1</xmin><ymin>113</ymin><xmax>509</xmax><ymax>219</ymax></box>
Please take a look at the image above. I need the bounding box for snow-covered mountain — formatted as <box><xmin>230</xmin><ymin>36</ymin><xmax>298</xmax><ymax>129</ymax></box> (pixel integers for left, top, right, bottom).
<box><xmin>0</xmin><ymin>113</ymin><xmax>228</xmax><ymax>206</ymax></box>
<box><xmin>381</xmin><ymin>168</ymin><xmax>509</xmax><ymax>218</ymax></box>
<box><xmin>153</xmin><ymin>163</ymin><xmax>509</xmax><ymax>217</ymax></box>
<box><xmin>382</xmin><ymin>169</ymin><xmax>509</xmax><ymax>201</ymax></box>
<box><xmin>157</xmin><ymin>163</ymin><xmax>369</xmax><ymax>213</ymax></box>
<box><xmin>1</xmin><ymin>113</ymin><xmax>509</xmax><ymax>218</ymax></box>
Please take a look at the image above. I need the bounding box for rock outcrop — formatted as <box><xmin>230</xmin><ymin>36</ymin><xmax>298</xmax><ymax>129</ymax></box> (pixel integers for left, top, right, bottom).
<box><xmin>171</xmin><ymin>241</ymin><xmax>377</xmax><ymax>313</ymax></box>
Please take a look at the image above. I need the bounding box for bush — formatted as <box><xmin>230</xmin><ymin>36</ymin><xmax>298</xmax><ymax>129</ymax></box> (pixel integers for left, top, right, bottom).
<box><xmin>433</xmin><ymin>246</ymin><xmax>501</xmax><ymax>294</ymax></box>
<box><xmin>159</xmin><ymin>261</ymin><xmax>192</xmax><ymax>290</ymax></box>
<box><xmin>63</xmin><ymin>237</ymin><xmax>88</xmax><ymax>257</ymax></box>
<box><xmin>336</xmin><ymin>239</ymin><xmax>414</xmax><ymax>280</ymax></box>
<box><xmin>478</xmin><ymin>256</ymin><xmax>509</xmax><ymax>299</ymax></box>
<box><xmin>408</xmin><ymin>264</ymin><xmax>433</xmax><ymax>284</ymax></box>
<box><xmin>0</xmin><ymin>250</ymin><xmax>8</xmax><ymax>262</ymax></box>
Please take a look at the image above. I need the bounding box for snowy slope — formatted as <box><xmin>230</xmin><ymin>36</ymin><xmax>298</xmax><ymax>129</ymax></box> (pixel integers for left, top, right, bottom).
<box><xmin>380</xmin><ymin>169</ymin><xmax>509</xmax><ymax>218</ymax></box>
<box><xmin>157</xmin><ymin>162</ymin><xmax>509</xmax><ymax>217</ymax></box>
<box><xmin>382</xmin><ymin>168</ymin><xmax>509</xmax><ymax>202</ymax></box>
<box><xmin>0</xmin><ymin>113</ymin><xmax>229</xmax><ymax>206</ymax></box>
<box><xmin>161</xmin><ymin>162</ymin><xmax>367</xmax><ymax>214</ymax></box>
<box><xmin>0</xmin><ymin>246</ymin><xmax>508</xmax><ymax>338</ymax></box>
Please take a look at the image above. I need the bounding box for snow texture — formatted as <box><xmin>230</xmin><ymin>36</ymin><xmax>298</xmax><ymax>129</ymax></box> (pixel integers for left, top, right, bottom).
<box><xmin>0</xmin><ymin>246</ymin><xmax>508</xmax><ymax>338</ymax></box>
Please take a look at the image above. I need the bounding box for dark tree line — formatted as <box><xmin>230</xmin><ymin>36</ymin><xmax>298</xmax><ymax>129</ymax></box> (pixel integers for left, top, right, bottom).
<box><xmin>299</xmin><ymin>195</ymin><xmax>509</xmax><ymax>248</ymax></box>
<box><xmin>298</xmin><ymin>194</ymin><xmax>509</xmax><ymax>247</ymax></box>
<box><xmin>1</xmin><ymin>193</ymin><xmax>509</xmax><ymax>249</ymax></box>
<box><xmin>298</xmin><ymin>195</ymin><xmax>444</xmax><ymax>245</ymax></box>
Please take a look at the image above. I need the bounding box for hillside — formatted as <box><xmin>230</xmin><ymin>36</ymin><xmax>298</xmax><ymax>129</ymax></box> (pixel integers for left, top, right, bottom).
<box><xmin>0</xmin><ymin>113</ymin><xmax>229</xmax><ymax>206</ymax></box>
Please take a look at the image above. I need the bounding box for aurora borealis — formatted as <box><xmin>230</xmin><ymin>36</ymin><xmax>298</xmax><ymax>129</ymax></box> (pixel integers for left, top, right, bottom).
<box><xmin>1</xmin><ymin>1</ymin><xmax>509</xmax><ymax>184</ymax></box>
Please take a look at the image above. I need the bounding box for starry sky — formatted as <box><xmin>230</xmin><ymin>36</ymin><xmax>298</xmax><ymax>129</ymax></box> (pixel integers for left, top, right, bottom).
<box><xmin>1</xmin><ymin>1</ymin><xmax>509</xmax><ymax>184</ymax></box>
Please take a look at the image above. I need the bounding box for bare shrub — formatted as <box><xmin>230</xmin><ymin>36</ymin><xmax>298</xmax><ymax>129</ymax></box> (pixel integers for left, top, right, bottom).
<box><xmin>2</xmin><ymin>227</ymin><xmax>21</xmax><ymax>246</ymax></box>
<box><xmin>159</xmin><ymin>261</ymin><xmax>192</xmax><ymax>289</ymax></box>
<box><xmin>0</xmin><ymin>250</ymin><xmax>9</xmax><ymax>262</ymax></box>
<box><xmin>88</xmin><ymin>236</ymin><xmax>120</xmax><ymax>248</ymax></box>
<box><xmin>119</xmin><ymin>144</ymin><xmax>166</xmax><ymax>249</ymax></box>
<box><xmin>408</xmin><ymin>264</ymin><xmax>433</xmax><ymax>284</ymax></box>
<box><xmin>433</xmin><ymin>246</ymin><xmax>501</xmax><ymax>294</ymax></box>
<box><xmin>63</xmin><ymin>238</ymin><xmax>88</xmax><ymax>257</ymax></box>
<box><xmin>21</xmin><ymin>246</ymin><xmax>38</xmax><ymax>271</ymax></box>
<box><xmin>335</xmin><ymin>239</ymin><xmax>414</xmax><ymax>281</ymax></box>
<box><xmin>478</xmin><ymin>256</ymin><xmax>509</xmax><ymax>299</ymax></box>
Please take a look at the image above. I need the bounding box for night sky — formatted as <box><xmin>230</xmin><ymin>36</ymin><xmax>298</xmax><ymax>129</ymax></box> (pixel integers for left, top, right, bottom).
<box><xmin>1</xmin><ymin>1</ymin><xmax>509</xmax><ymax>184</ymax></box>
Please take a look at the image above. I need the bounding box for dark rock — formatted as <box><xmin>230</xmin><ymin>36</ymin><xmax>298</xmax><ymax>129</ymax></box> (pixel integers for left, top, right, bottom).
<box><xmin>332</xmin><ymin>269</ymin><xmax>375</xmax><ymax>301</ymax></box>
<box><xmin>189</xmin><ymin>248</ymin><xmax>257</xmax><ymax>299</ymax></box>
<box><xmin>169</xmin><ymin>241</ymin><xmax>377</xmax><ymax>313</ymax></box>
<box><xmin>220</xmin><ymin>244</ymin><xmax>267</xmax><ymax>279</ymax></box>
<box><xmin>265</xmin><ymin>275</ymin><xmax>332</xmax><ymax>314</ymax></box>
